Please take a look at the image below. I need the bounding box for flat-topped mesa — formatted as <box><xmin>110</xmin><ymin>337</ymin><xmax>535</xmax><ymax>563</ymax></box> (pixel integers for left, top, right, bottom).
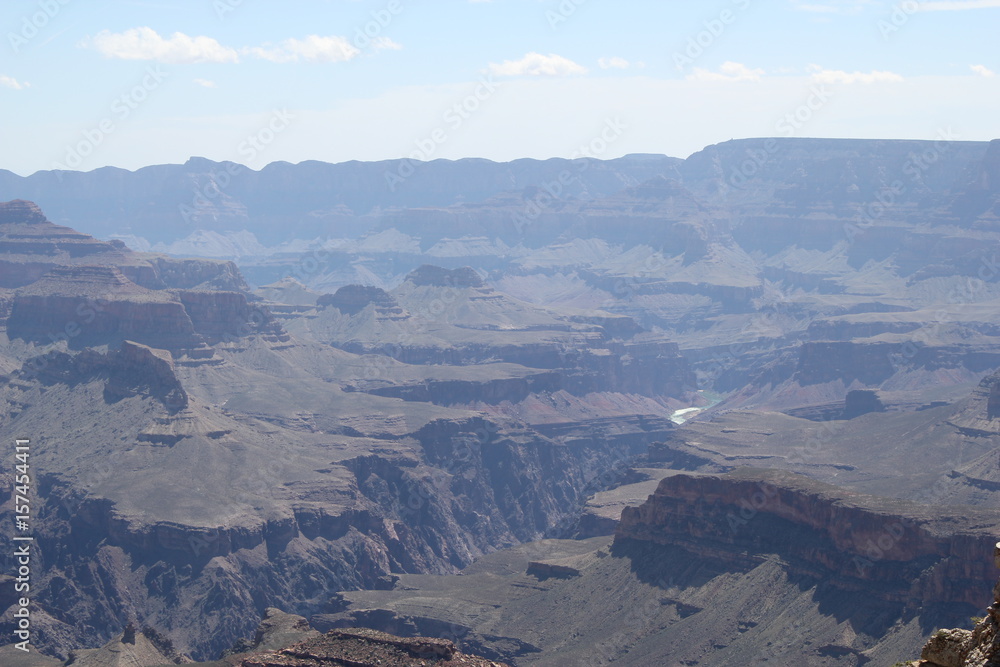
<box><xmin>405</xmin><ymin>264</ymin><xmax>485</xmax><ymax>288</ymax></box>
<box><xmin>615</xmin><ymin>469</ymin><xmax>1000</xmax><ymax>610</ymax></box>
<box><xmin>317</xmin><ymin>284</ymin><xmax>401</xmax><ymax>316</ymax></box>
<box><xmin>7</xmin><ymin>265</ymin><xmax>283</xmax><ymax>348</ymax></box>
<box><xmin>8</xmin><ymin>265</ymin><xmax>198</xmax><ymax>347</ymax></box>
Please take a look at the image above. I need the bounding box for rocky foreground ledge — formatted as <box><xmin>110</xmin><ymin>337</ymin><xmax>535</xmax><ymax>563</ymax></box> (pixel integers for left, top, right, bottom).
<box><xmin>241</xmin><ymin>628</ymin><xmax>509</xmax><ymax>667</ymax></box>
<box><xmin>0</xmin><ymin>609</ymin><xmax>508</xmax><ymax>666</ymax></box>
<box><xmin>916</xmin><ymin>543</ymin><xmax>1000</xmax><ymax>666</ymax></box>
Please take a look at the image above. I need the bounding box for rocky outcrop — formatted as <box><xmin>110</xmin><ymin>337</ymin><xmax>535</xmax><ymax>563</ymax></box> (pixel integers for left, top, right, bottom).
<box><xmin>0</xmin><ymin>198</ymin><xmax>47</xmax><ymax>225</ymax></box>
<box><xmin>405</xmin><ymin>265</ymin><xmax>484</xmax><ymax>288</ymax></box>
<box><xmin>105</xmin><ymin>341</ymin><xmax>188</xmax><ymax>410</ymax></box>
<box><xmin>616</xmin><ymin>469</ymin><xmax>1000</xmax><ymax>611</ymax></box>
<box><xmin>22</xmin><ymin>340</ymin><xmax>188</xmax><ymax>411</ymax></box>
<box><xmin>223</xmin><ymin>608</ymin><xmax>321</xmax><ymax>660</ymax></box>
<box><xmin>240</xmin><ymin>628</ymin><xmax>509</xmax><ymax>667</ymax></box>
<box><xmin>843</xmin><ymin>389</ymin><xmax>886</xmax><ymax>419</ymax></box>
<box><xmin>64</xmin><ymin>623</ymin><xmax>191</xmax><ymax>666</ymax></box>
<box><xmin>317</xmin><ymin>285</ymin><xmax>401</xmax><ymax>316</ymax></box>
<box><xmin>525</xmin><ymin>560</ymin><xmax>581</xmax><ymax>580</ymax></box>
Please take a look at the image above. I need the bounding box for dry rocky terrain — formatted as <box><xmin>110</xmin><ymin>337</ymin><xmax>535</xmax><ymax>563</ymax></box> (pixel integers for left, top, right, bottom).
<box><xmin>1</xmin><ymin>137</ymin><xmax>1000</xmax><ymax>663</ymax></box>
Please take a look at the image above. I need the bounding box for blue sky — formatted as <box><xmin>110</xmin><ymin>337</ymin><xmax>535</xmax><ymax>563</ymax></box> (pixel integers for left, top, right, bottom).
<box><xmin>1</xmin><ymin>0</ymin><xmax>998</xmax><ymax>175</ymax></box>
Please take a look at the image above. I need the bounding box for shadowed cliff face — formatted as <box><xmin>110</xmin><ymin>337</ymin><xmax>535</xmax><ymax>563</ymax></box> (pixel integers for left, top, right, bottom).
<box><xmin>25</xmin><ymin>339</ymin><xmax>188</xmax><ymax>411</ymax></box>
<box><xmin>616</xmin><ymin>469</ymin><xmax>1000</xmax><ymax>611</ymax></box>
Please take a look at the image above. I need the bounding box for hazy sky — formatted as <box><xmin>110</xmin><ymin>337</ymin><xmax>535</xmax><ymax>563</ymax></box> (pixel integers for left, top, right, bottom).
<box><xmin>2</xmin><ymin>0</ymin><xmax>998</xmax><ymax>175</ymax></box>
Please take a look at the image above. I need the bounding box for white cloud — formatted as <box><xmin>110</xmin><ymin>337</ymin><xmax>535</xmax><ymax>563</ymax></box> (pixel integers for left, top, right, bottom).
<box><xmin>83</xmin><ymin>28</ymin><xmax>391</xmax><ymax>65</ymax></box>
<box><xmin>971</xmin><ymin>64</ymin><xmax>996</xmax><ymax>77</ymax></box>
<box><xmin>487</xmin><ymin>52</ymin><xmax>587</xmax><ymax>77</ymax></box>
<box><xmin>809</xmin><ymin>65</ymin><xmax>903</xmax><ymax>84</ymax></box>
<box><xmin>370</xmin><ymin>37</ymin><xmax>402</xmax><ymax>51</ymax></box>
<box><xmin>0</xmin><ymin>75</ymin><xmax>27</xmax><ymax>90</ymax></box>
<box><xmin>598</xmin><ymin>56</ymin><xmax>630</xmax><ymax>70</ymax></box>
<box><xmin>85</xmin><ymin>27</ymin><xmax>239</xmax><ymax>64</ymax></box>
<box><xmin>919</xmin><ymin>0</ymin><xmax>1000</xmax><ymax>9</ymax></box>
<box><xmin>688</xmin><ymin>61</ymin><xmax>764</xmax><ymax>82</ymax></box>
<box><xmin>245</xmin><ymin>35</ymin><xmax>360</xmax><ymax>63</ymax></box>
<box><xmin>194</xmin><ymin>78</ymin><xmax>217</xmax><ymax>88</ymax></box>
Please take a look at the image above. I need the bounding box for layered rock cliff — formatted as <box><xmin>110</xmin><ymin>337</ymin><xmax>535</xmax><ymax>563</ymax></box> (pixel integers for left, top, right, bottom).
<box><xmin>7</xmin><ymin>266</ymin><xmax>198</xmax><ymax>347</ymax></box>
<box><xmin>616</xmin><ymin>469</ymin><xmax>1000</xmax><ymax>611</ymax></box>
<box><xmin>0</xmin><ymin>199</ymin><xmax>247</xmax><ymax>291</ymax></box>
<box><xmin>6</xmin><ymin>265</ymin><xmax>280</xmax><ymax>349</ymax></box>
